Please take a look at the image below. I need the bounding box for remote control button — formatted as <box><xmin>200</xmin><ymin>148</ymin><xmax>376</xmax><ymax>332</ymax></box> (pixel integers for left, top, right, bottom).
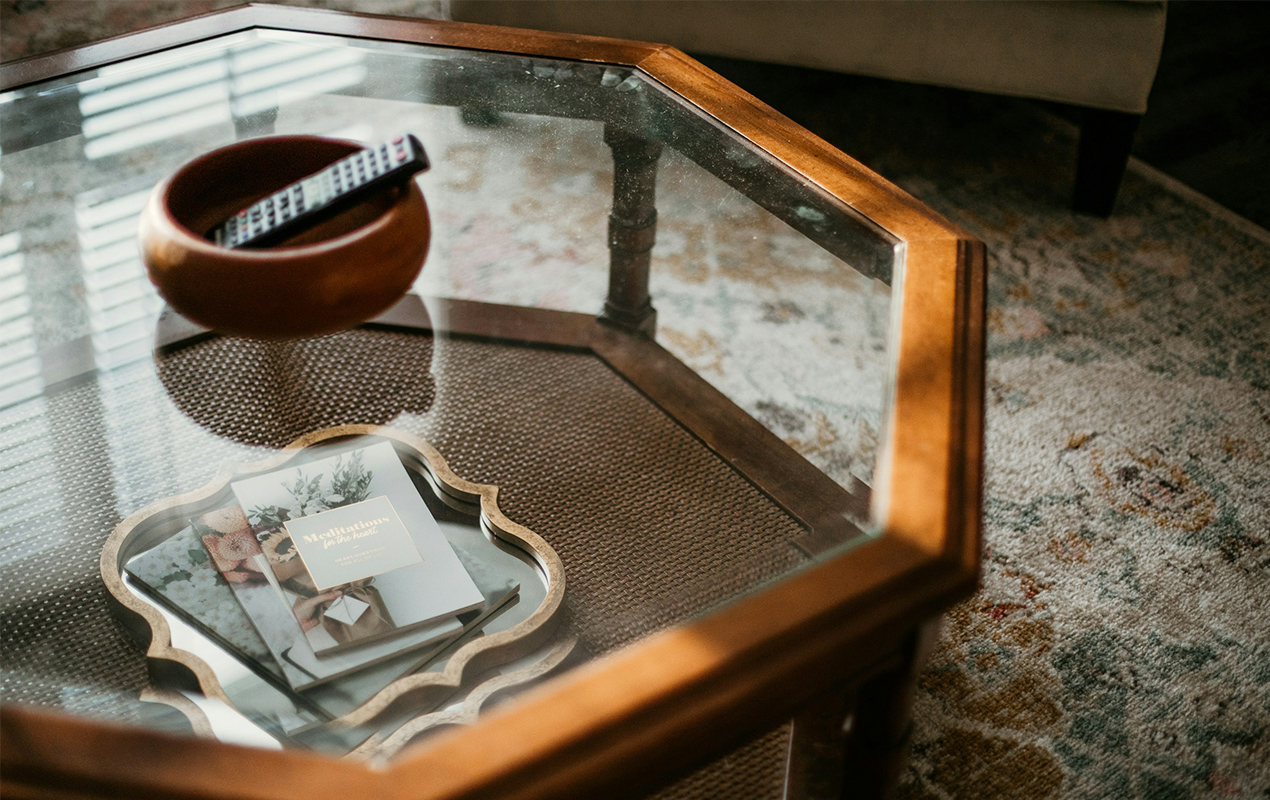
<box><xmin>213</xmin><ymin>134</ymin><xmax>427</xmax><ymax>248</ymax></box>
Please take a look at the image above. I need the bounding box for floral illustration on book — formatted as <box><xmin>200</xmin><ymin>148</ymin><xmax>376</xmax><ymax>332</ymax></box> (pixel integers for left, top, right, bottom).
<box><xmin>195</xmin><ymin>506</ymin><xmax>267</xmax><ymax>585</ymax></box>
<box><xmin>126</xmin><ymin>514</ymin><xmax>277</xmax><ymax>670</ymax></box>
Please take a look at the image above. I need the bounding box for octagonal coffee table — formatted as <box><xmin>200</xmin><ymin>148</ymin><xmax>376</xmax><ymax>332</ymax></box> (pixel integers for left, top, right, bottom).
<box><xmin>0</xmin><ymin>6</ymin><xmax>985</xmax><ymax>799</ymax></box>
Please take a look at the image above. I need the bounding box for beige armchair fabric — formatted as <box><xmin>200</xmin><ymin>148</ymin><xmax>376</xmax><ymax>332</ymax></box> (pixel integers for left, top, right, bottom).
<box><xmin>450</xmin><ymin>0</ymin><xmax>1167</xmax><ymax>114</ymax></box>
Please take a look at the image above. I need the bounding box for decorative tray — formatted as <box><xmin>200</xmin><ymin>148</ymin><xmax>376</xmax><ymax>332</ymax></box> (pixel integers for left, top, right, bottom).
<box><xmin>101</xmin><ymin>425</ymin><xmax>570</xmax><ymax>757</ymax></box>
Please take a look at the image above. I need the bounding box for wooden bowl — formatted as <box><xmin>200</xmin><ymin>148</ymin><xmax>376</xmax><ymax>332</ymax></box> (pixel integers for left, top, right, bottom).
<box><xmin>139</xmin><ymin>135</ymin><xmax>430</xmax><ymax>339</ymax></box>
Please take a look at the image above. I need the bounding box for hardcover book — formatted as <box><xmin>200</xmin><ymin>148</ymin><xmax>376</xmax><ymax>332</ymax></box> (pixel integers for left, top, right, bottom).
<box><xmin>229</xmin><ymin>441</ymin><xmax>485</xmax><ymax>655</ymax></box>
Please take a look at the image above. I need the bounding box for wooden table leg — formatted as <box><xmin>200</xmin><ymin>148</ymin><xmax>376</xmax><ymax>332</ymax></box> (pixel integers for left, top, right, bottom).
<box><xmin>784</xmin><ymin>619</ymin><xmax>942</xmax><ymax>800</ymax></box>
<box><xmin>784</xmin><ymin>690</ymin><xmax>852</xmax><ymax>800</ymax></box>
<box><xmin>600</xmin><ymin>124</ymin><xmax>662</xmax><ymax>337</ymax></box>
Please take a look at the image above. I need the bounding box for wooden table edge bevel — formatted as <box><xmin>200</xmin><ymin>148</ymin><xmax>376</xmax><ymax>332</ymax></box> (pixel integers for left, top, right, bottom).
<box><xmin>629</xmin><ymin>46</ymin><xmax>976</xmax><ymax>245</ymax></box>
<box><xmin>1</xmin><ymin>704</ymin><xmax>385</xmax><ymax>800</ymax></box>
<box><xmin>1</xmin><ymin>538</ymin><xmax>975</xmax><ymax>800</ymax></box>
<box><xmin>879</xmin><ymin>237</ymin><xmax>986</xmax><ymax>564</ymax></box>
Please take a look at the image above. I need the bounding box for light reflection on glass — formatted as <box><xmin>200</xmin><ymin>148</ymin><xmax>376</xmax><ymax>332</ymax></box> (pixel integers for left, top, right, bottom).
<box><xmin>232</xmin><ymin>65</ymin><xmax>367</xmax><ymax>119</ymax></box>
<box><xmin>74</xmin><ymin>188</ymin><xmax>159</xmax><ymax>370</ymax></box>
<box><xmin>79</xmin><ymin>36</ymin><xmax>237</xmax><ymax>89</ymax></box>
<box><xmin>83</xmin><ymin>83</ymin><xmax>231</xmax><ymax>139</ymax></box>
<box><xmin>80</xmin><ymin>42</ymin><xmax>368</xmax><ymax>160</ymax></box>
<box><xmin>0</xmin><ymin>232</ymin><xmax>42</xmax><ymax>409</ymax></box>
<box><xmin>229</xmin><ymin>47</ymin><xmax>363</xmax><ymax>95</ymax></box>
<box><xmin>323</xmin><ymin>124</ymin><xmax>375</xmax><ymax>143</ymax></box>
<box><xmin>0</xmin><ymin>228</ymin><xmax>60</xmax><ymax>568</ymax></box>
<box><xmin>79</xmin><ymin>59</ymin><xmax>230</xmax><ymax>116</ymax></box>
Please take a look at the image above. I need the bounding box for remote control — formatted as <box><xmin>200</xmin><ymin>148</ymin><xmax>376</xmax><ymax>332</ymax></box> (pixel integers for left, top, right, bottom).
<box><xmin>210</xmin><ymin>134</ymin><xmax>429</xmax><ymax>249</ymax></box>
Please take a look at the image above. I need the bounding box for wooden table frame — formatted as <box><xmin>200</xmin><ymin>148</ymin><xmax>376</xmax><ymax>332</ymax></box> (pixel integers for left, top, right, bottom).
<box><xmin>0</xmin><ymin>6</ymin><xmax>985</xmax><ymax>799</ymax></box>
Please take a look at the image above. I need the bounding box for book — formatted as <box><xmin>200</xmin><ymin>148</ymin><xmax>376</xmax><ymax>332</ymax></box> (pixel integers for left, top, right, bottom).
<box><xmin>123</xmin><ymin>520</ymin><xmax>285</xmax><ymax>681</ymax></box>
<box><xmin>272</xmin><ymin>542</ymin><xmax>521</xmax><ymax>693</ymax></box>
<box><xmin>127</xmin><ymin>508</ymin><xmax>522</xmax><ymax>700</ymax></box>
<box><xmin>193</xmin><ymin>505</ymin><xmax>462</xmax><ymax>692</ymax></box>
<box><xmin>229</xmin><ymin>441</ymin><xmax>485</xmax><ymax>655</ymax></box>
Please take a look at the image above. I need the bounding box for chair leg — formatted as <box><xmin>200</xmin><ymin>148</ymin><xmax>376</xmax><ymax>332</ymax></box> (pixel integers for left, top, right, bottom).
<box><xmin>1073</xmin><ymin>108</ymin><xmax>1141</xmax><ymax>217</ymax></box>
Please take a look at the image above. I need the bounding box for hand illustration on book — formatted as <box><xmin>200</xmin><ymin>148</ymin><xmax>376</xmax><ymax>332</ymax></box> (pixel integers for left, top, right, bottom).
<box><xmin>243</xmin><ymin>451</ymin><xmax>374</xmax><ymax>640</ymax></box>
<box><xmin>294</xmin><ymin>591</ymin><xmax>342</xmax><ymax>633</ymax></box>
<box><xmin>240</xmin><ymin>450</ymin><xmax>407</xmax><ymax>647</ymax></box>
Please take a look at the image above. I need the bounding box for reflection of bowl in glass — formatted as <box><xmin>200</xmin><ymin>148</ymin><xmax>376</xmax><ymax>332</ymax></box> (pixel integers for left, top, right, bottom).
<box><xmin>139</xmin><ymin>135</ymin><xmax>430</xmax><ymax>339</ymax></box>
<box><xmin>155</xmin><ymin>327</ymin><xmax>437</xmax><ymax>447</ymax></box>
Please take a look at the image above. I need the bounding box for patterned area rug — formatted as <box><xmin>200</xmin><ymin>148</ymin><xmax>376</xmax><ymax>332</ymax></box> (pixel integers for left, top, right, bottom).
<box><xmin>806</xmin><ymin>82</ymin><xmax>1270</xmax><ymax>800</ymax></box>
<box><xmin>4</xmin><ymin>4</ymin><xmax>1269</xmax><ymax>798</ymax></box>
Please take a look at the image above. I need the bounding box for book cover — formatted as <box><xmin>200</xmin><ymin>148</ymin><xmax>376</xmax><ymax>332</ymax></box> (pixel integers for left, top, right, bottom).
<box><xmin>127</xmin><ymin>507</ymin><xmax>522</xmax><ymax>706</ymax></box>
<box><xmin>124</xmin><ymin>521</ymin><xmax>284</xmax><ymax>681</ymax></box>
<box><xmin>194</xmin><ymin>505</ymin><xmax>462</xmax><ymax>692</ymax></box>
<box><xmin>230</xmin><ymin>441</ymin><xmax>484</xmax><ymax>655</ymax></box>
<box><xmin>266</xmin><ymin>542</ymin><xmax>521</xmax><ymax>690</ymax></box>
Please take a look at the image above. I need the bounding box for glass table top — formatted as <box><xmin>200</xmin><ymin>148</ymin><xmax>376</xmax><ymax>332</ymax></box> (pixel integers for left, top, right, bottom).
<box><xmin>0</xmin><ymin>27</ymin><xmax>899</xmax><ymax>758</ymax></box>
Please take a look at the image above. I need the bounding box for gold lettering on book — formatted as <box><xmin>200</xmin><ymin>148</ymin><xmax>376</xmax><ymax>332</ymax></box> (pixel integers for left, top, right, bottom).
<box><xmin>283</xmin><ymin>496</ymin><xmax>422</xmax><ymax>590</ymax></box>
<box><xmin>300</xmin><ymin>517</ymin><xmax>392</xmax><ymax>549</ymax></box>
